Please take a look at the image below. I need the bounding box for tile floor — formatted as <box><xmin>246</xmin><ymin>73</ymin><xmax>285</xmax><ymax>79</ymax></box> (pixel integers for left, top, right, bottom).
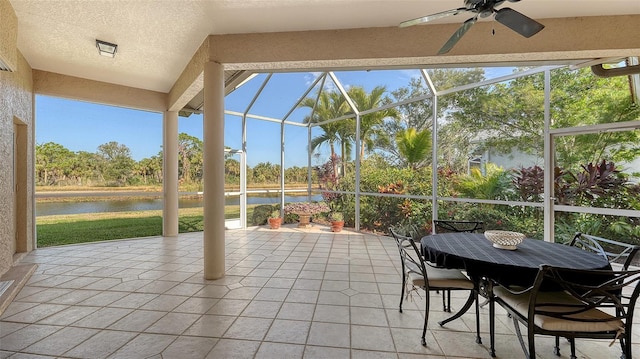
<box><xmin>0</xmin><ymin>225</ymin><xmax>637</xmax><ymax>358</ymax></box>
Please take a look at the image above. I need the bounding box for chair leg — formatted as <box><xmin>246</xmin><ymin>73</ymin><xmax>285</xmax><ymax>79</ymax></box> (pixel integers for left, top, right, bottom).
<box><xmin>422</xmin><ymin>287</ymin><xmax>429</xmax><ymax>346</ymax></box>
<box><xmin>620</xmin><ymin>334</ymin><xmax>629</xmax><ymax>359</ymax></box>
<box><xmin>399</xmin><ymin>271</ymin><xmax>406</xmax><ymax>313</ymax></box>
<box><xmin>568</xmin><ymin>338</ymin><xmax>576</xmax><ymax>359</ymax></box>
<box><xmin>474</xmin><ymin>290</ymin><xmax>482</xmax><ymax>344</ymax></box>
<box><xmin>554</xmin><ymin>336</ymin><xmax>561</xmax><ymax>356</ymax></box>
<box><xmin>511</xmin><ymin>315</ymin><xmax>530</xmax><ymax>359</ymax></box>
<box><xmin>441</xmin><ymin>290</ymin><xmax>447</xmax><ymax>311</ymax></box>
<box><xmin>447</xmin><ymin>289</ymin><xmax>452</xmax><ymax>312</ymax></box>
<box><xmin>489</xmin><ymin>297</ymin><xmax>496</xmax><ymax>358</ymax></box>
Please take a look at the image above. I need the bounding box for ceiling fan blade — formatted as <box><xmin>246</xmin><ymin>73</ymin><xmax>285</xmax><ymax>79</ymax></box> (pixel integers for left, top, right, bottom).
<box><xmin>438</xmin><ymin>16</ymin><xmax>477</xmax><ymax>55</ymax></box>
<box><xmin>494</xmin><ymin>8</ymin><xmax>544</xmax><ymax>38</ymax></box>
<box><xmin>399</xmin><ymin>7</ymin><xmax>468</xmax><ymax>28</ymax></box>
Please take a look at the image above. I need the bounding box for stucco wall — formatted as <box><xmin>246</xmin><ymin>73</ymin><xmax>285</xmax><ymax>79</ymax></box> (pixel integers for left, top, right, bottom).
<box><xmin>0</xmin><ymin>49</ymin><xmax>34</xmax><ymax>276</ymax></box>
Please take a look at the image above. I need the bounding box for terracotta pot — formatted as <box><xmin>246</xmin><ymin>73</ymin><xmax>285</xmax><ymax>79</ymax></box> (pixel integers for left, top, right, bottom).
<box><xmin>268</xmin><ymin>217</ymin><xmax>282</xmax><ymax>229</ymax></box>
<box><xmin>331</xmin><ymin>220</ymin><xmax>344</xmax><ymax>232</ymax></box>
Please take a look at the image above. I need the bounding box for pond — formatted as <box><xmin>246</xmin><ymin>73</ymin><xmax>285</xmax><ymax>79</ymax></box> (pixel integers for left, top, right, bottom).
<box><xmin>36</xmin><ymin>193</ymin><xmax>323</xmax><ymax>216</ymax></box>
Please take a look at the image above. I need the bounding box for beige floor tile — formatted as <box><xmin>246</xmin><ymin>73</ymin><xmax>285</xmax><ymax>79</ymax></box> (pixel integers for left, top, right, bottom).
<box><xmin>285</xmin><ymin>289</ymin><xmax>319</xmax><ymax>303</ymax></box>
<box><xmin>183</xmin><ymin>314</ymin><xmax>236</xmax><ymax>337</ymax></box>
<box><xmin>72</xmin><ymin>307</ymin><xmax>133</xmax><ymax>329</ymax></box>
<box><xmin>37</xmin><ymin>305</ymin><xmax>100</xmax><ymax>326</ymax></box>
<box><xmin>140</xmin><ymin>294</ymin><xmax>189</xmax><ymax>311</ymax></box>
<box><xmin>351</xmin><ymin>306</ymin><xmax>388</xmax><ymax>326</ymax></box>
<box><xmin>255</xmin><ymin>342</ymin><xmax>305</xmax><ymax>359</ymax></box>
<box><xmin>307</xmin><ymin>322</ymin><xmax>350</xmax><ymax>348</ymax></box>
<box><xmin>313</xmin><ymin>304</ymin><xmax>350</xmax><ymax>324</ymax></box>
<box><xmin>206</xmin><ymin>338</ymin><xmax>260</xmax><ymax>359</ymax></box>
<box><xmin>0</xmin><ymin>324</ymin><xmax>62</xmax><ymax>351</ymax></box>
<box><xmin>351</xmin><ymin>325</ymin><xmax>396</xmax><ymax>352</ymax></box>
<box><xmin>206</xmin><ymin>298</ymin><xmax>250</xmax><ymax>316</ymax></box>
<box><xmin>0</xmin><ymin>302</ymin><xmax>38</xmax><ymax>319</ymax></box>
<box><xmin>109</xmin><ymin>292</ymin><xmax>157</xmax><ymax>309</ymax></box>
<box><xmin>160</xmin><ymin>335</ymin><xmax>218</xmax><ymax>359</ymax></box>
<box><xmin>352</xmin><ymin>349</ymin><xmax>400</xmax><ymax>359</ymax></box>
<box><xmin>144</xmin><ymin>312</ymin><xmax>201</xmax><ymax>335</ymax></box>
<box><xmin>241</xmin><ymin>300</ymin><xmax>282</xmax><ymax>318</ymax></box>
<box><xmin>223</xmin><ymin>317</ymin><xmax>273</xmax><ymax>340</ymax></box>
<box><xmin>264</xmin><ymin>319</ymin><xmax>310</xmax><ymax>344</ymax></box>
<box><xmin>108</xmin><ymin>309</ymin><xmax>165</xmax><ymax>331</ymax></box>
<box><xmin>107</xmin><ymin>333</ymin><xmax>176</xmax><ymax>359</ymax></box>
<box><xmin>3</xmin><ymin>303</ymin><xmax>68</xmax><ymax>323</ymax></box>
<box><xmin>303</xmin><ymin>345</ymin><xmax>350</xmax><ymax>359</ymax></box>
<box><xmin>24</xmin><ymin>326</ymin><xmax>98</xmax><ymax>356</ymax></box>
<box><xmin>276</xmin><ymin>302</ymin><xmax>315</xmax><ymax>321</ymax></box>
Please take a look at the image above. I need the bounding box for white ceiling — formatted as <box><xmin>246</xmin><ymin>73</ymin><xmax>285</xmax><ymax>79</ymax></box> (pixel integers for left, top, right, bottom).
<box><xmin>10</xmin><ymin>0</ymin><xmax>640</xmax><ymax>93</ymax></box>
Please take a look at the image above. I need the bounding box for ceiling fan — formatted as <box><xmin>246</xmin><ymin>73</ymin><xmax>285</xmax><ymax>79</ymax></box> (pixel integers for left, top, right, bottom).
<box><xmin>400</xmin><ymin>0</ymin><xmax>545</xmax><ymax>55</ymax></box>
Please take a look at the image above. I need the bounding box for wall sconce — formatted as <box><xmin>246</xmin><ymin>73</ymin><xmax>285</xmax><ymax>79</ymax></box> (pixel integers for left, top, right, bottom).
<box><xmin>96</xmin><ymin>39</ymin><xmax>117</xmax><ymax>58</ymax></box>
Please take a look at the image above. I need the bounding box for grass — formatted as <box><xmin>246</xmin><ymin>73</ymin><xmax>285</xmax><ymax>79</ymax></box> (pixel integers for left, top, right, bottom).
<box><xmin>36</xmin><ymin>206</ymin><xmax>262</xmax><ymax>247</ymax></box>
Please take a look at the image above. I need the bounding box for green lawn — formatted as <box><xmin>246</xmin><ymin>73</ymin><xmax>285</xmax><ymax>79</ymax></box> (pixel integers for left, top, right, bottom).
<box><xmin>36</xmin><ymin>205</ymin><xmax>267</xmax><ymax>247</ymax></box>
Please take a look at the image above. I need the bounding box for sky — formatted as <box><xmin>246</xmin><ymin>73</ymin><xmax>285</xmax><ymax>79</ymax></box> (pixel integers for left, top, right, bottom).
<box><xmin>35</xmin><ymin>67</ymin><xmax>514</xmax><ymax>168</ymax></box>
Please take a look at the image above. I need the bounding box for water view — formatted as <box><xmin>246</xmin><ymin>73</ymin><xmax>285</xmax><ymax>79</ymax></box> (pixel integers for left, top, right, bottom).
<box><xmin>36</xmin><ymin>193</ymin><xmax>323</xmax><ymax>216</ymax></box>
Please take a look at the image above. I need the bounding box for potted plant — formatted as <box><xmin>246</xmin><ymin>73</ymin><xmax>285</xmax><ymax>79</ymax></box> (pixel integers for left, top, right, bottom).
<box><xmin>268</xmin><ymin>210</ymin><xmax>282</xmax><ymax>229</ymax></box>
<box><xmin>329</xmin><ymin>211</ymin><xmax>344</xmax><ymax>232</ymax></box>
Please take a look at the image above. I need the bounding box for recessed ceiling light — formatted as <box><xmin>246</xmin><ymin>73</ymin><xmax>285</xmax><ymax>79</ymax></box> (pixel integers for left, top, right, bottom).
<box><xmin>96</xmin><ymin>39</ymin><xmax>117</xmax><ymax>58</ymax></box>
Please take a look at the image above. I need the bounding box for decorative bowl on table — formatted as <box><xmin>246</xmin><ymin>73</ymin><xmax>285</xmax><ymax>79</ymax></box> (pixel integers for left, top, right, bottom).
<box><xmin>484</xmin><ymin>230</ymin><xmax>526</xmax><ymax>250</ymax></box>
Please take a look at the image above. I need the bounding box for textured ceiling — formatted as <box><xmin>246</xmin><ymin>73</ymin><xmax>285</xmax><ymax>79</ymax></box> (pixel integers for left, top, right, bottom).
<box><xmin>9</xmin><ymin>0</ymin><xmax>640</xmax><ymax>93</ymax></box>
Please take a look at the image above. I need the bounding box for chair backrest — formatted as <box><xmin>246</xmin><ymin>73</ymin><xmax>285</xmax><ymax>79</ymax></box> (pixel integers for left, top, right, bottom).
<box><xmin>570</xmin><ymin>232</ymin><xmax>640</xmax><ymax>270</ymax></box>
<box><xmin>528</xmin><ymin>265</ymin><xmax>640</xmax><ymax>330</ymax></box>
<box><xmin>433</xmin><ymin>220</ymin><xmax>484</xmax><ymax>234</ymax></box>
<box><xmin>389</xmin><ymin>227</ymin><xmax>428</xmax><ymax>286</ymax></box>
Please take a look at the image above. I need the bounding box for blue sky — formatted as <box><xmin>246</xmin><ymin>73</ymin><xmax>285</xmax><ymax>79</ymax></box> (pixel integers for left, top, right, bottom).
<box><xmin>36</xmin><ymin>68</ymin><xmax>514</xmax><ymax>168</ymax></box>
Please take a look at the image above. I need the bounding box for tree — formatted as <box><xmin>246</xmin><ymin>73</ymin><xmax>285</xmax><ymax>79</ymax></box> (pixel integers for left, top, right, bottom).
<box><xmin>69</xmin><ymin>151</ymin><xmax>101</xmax><ymax>185</ymax></box>
<box><xmin>388</xmin><ymin>69</ymin><xmax>486</xmax><ymax>169</ymax></box>
<box><xmin>440</xmin><ymin>67</ymin><xmax>640</xmax><ymax>172</ymax></box>
<box><xmin>396</xmin><ymin>128</ymin><xmax>432</xmax><ymax>170</ymax></box>
<box><xmin>177</xmin><ymin>133</ymin><xmax>203</xmax><ymax>183</ymax></box>
<box><xmin>97</xmin><ymin>141</ymin><xmax>134</xmax><ymax>185</ymax></box>
<box><xmin>300</xmin><ymin>90</ymin><xmax>351</xmax><ymax>176</ymax></box>
<box><xmin>347</xmin><ymin>85</ymin><xmax>399</xmax><ymax>159</ymax></box>
<box><xmin>35</xmin><ymin>142</ymin><xmax>74</xmax><ymax>185</ymax></box>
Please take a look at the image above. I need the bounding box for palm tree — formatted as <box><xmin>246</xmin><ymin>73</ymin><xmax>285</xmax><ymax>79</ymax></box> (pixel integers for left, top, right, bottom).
<box><xmin>347</xmin><ymin>86</ymin><xmax>399</xmax><ymax>160</ymax></box>
<box><xmin>300</xmin><ymin>90</ymin><xmax>351</xmax><ymax>175</ymax></box>
<box><xmin>396</xmin><ymin>127</ymin><xmax>432</xmax><ymax>170</ymax></box>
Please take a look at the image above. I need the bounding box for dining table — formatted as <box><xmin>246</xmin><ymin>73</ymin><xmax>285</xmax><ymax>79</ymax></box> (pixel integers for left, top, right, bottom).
<box><xmin>421</xmin><ymin>232</ymin><xmax>612</xmax><ymax>357</ymax></box>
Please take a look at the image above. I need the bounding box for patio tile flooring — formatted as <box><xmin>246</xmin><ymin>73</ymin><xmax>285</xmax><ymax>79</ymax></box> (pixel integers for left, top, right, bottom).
<box><xmin>0</xmin><ymin>225</ymin><xmax>637</xmax><ymax>358</ymax></box>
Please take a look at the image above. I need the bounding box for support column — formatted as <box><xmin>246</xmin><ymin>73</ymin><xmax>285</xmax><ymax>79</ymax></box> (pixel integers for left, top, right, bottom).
<box><xmin>203</xmin><ymin>62</ymin><xmax>226</xmax><ymax>279</ymax></box>
<box><xmin>163</xmin><ymin>111</ymin><xmax>179</xmax><ymax>237</ymax></box>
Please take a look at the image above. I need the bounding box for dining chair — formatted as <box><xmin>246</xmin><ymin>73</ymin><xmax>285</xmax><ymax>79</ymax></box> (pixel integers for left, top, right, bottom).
<box><xmin>433</xmin><ymin>219</ymin><xmax>484</xmax><ymax>233</ymax></box>
<box><xmin>433</xmin><ymin>219</ymin><xmax>485</xmax><ymax>309</ymax></box>
<box><xmin>553</xmin><ymin>232</ymin><xmax>640</xmax><ymax>356</ymax></box>
<box><xmin>492</xmin><ymin>265</ymin><xmax>640</xmax><ymax>359</ymax></box>
<box><xmin>569</xmin><ymin>232</ymin><xmax>640</xmax><ymax>270</ymax></box>
<box><xmin>389</xmin><ymin>227</ymin><xmax>479</xmax><ymax>346</ymax></box>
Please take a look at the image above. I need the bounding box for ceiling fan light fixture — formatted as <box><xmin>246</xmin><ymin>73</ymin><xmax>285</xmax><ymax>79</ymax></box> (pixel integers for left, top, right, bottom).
<box><xmin>96</xmin><ymin>39</ymin><xmax>118</xmax><ymax>58</ymax></box>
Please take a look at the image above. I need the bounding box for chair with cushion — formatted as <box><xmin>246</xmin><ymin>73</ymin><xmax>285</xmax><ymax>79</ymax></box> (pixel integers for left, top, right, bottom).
<box><xmin>433</xmin><ymin>219</ymin><xmax>485</xmax><ymax>309</ymax></box>
<box><xmin>492</xmin><ymin>265</ymin><xmax>640</xmax><ymax>359</ymax></box>
<box><xmin>433</xmin><ymin>219</ymin><xmax>484</xmax><ymax>234</ymax></box>
<box><xmin>390</xmin><ymin>227</ymin><xmax>480</xmax><ymax>346</ymax></box>
<box><xmin>555</xmin><ymin>232</ymin><xmax>640</xmax><ymax>356</ymax></box>
<box><xmin>570</xmin><ymin>232</ymin><xmax>640</xmax><ymax>270</ymax></box>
